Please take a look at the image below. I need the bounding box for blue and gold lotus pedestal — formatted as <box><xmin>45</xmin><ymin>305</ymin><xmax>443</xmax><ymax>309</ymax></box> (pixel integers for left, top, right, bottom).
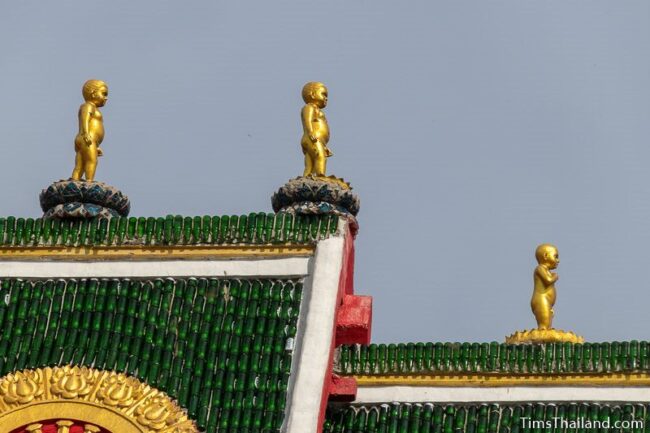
<box><xmin>40</xmin><ymin>179</ymin><xmax>130</xmax><ymax>219</ymax></box>
<box><xmin>272</xmin><ymin>175</ymin><xmax>360</xmax><ymax>233</ymax></box>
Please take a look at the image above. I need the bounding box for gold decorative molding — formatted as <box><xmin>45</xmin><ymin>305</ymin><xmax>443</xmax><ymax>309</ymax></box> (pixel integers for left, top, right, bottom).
<box><xmin>506</xmin><ymin>328</ymin><xmax>584</xmax><ymax>344</ymax></box>
<box><xmin>0</xmin><ymin>367</ymin><xmax>197</xmax><ymax>433</ymax></box>
<box><xmin>354</xmin><ymin>372</ymin><xmax>650</xmax><ymax>387</ymax></box>
<box><xmin>0</xmin><ymin>244</ymin><xmax>314</xmax><ymax>261</ymax></box>
<box><xmin>55</xmin><ymin>421</ymin><xmax>74</xmax><ymax>433</ymax></box>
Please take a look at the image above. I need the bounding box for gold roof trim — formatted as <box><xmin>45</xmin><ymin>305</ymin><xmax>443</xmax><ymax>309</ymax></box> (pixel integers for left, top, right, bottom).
<box><xmin>0</xmin><ymin>244</ymin><xmax>314</xmax><ymax>261</ymax></box>
<box><xmin>354</xmin><ymin>373</ymin><xmax>650</xmax><ymax>387</ymax></box>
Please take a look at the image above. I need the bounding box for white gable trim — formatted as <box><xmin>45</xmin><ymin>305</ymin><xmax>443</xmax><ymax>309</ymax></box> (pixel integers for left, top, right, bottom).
<box><xmin>355</xmin><ymin>385</ymin><xmax>650</xmax><ymax>403</ymax></box>
<box><xmin>0</xmin><ymin>257</ymin><xmax>309</xmax><ymax>278</ymax></box>
<box><xmin>283</xmin><ymin>223</ymin><xmax>347</xmax><ymax>433</ymax></box>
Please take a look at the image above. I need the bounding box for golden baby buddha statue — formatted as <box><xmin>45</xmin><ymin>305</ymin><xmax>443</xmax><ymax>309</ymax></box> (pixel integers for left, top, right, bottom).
<box><xmin>300</xmin><ymin>81</ymin><xmax>332</xmax><ymax>177</ymax></box>
<box><xmin>71</xmin><ymin>79</ymin><xmax>108</xmax><ymax>182</ymax></box>
<box><xmin>531</xmin><ymin>244</ymin><xmax>559</xmax><ymax>330</ymax></box>
<box><xmin>271</xmin><ymin>82</ymin><xmax>360</xmax><ymax>229</ymax></box>
<box><xmin>39</xmin><ymin>79</ymin><xmax>130</xmax><ymax>219</ymax></box>
<box><xmin>506</xmin><ymin>244</ymin><xmax>584</xmax><ymax>344</ymax></box>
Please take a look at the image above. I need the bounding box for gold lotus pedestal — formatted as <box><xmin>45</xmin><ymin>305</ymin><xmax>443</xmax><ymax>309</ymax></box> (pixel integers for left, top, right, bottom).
<box><xmin>506</xmin><ymin>328</ymin><xmax>585</xmax><ymax>344</ymax></box>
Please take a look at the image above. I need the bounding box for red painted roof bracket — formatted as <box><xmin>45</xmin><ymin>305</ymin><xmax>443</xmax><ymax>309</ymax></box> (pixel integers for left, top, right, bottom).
<box><xmin>329</xmin><ymin>373</ymin><xmax>358</xmax><ymax>402</ymax></box>
<box><xmin>336</xmin><ymin>294</ymin><xmax>373</xmax><ymax>346</ymax></box>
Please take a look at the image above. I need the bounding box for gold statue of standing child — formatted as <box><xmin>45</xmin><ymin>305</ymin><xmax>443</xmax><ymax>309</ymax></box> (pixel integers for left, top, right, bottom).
<box><xmin>505</xmin><ymin>243</ymin><xmax>584</xmax><ymax>344</ymax></box>
<box><xmin>301</xmin><ymin>82</ymin><xmax>333</xmax><ymax>177</ymax></box>
<box><xmin>531</xmin><ymin>243</ymin><xmax>559</xmax><ymax>330</ymax></box>
<box><xmin>71</xmin><ymin>79</ymin><xmax>108</xmax><ymax>182</ymax></box>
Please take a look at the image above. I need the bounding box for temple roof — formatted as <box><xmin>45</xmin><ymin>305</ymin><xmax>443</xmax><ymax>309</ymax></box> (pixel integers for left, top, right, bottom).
<box><xmin>337</xmin><ymin>342</ymin><xmax>649</xmax><ymax>375</ymax></box>
<box><xmin>0</xmin><ymin>276</ymin><xmax>303</xmax><ymax>431</ymax></box>
<box><xmin>324</xmin><ymin>402</ymin><xmax>650</xmax><ymax>433</ymax></box>
<box><xmin>0</xmin><ymin>213</ymin><xmax>339</xmax><ymax>247</ymax></box>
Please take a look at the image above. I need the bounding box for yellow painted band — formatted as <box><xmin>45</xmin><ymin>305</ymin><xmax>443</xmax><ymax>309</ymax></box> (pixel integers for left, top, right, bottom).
<box><xmin>354</xmin><ymin>373</ymin><xmax>650</xmax><ymax>387</ymax></box>
<box><xmin>0</xmin><ymin>244</ymin><xmax>314</xmax><ymax>261</ymax></box>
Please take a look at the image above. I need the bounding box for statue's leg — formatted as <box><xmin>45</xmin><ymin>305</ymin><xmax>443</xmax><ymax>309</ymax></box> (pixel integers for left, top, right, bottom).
<box><xmin>312</xmin><ymin>142</ymin><xmax>327</xmax><ymax>176</ymax></box>
<box><xmin>83</xmin><ymin>144</ymin><xmax>98</xmax><ymax>182</ymax></box>
<box><xmin>71</xmin><ymin>151</ymin><xmax>84</xmax><ymax>181</ymax></box>
<box><xmin>536</xmin><ymin>316</ymin><xmax>549</xmax><ymax>330</ymax></box>
<box><xmin>533</xmin><ymin>304</ymin><xmax>551</xmax><ymax>330</ymax></box>
<box><xmin>539</xmin><ymin>306</ymin><xmax>551</xmax><ymax>330</ymax></box>
<box><xmin>303</xmin><ymin>153</ymin><xmax>313</xmax><ymax>177</ymax></box>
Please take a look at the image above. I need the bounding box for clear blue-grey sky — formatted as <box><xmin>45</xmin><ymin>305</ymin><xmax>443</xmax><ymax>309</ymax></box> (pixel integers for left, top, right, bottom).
<box><xmin>1</xmin><ymin>2</ymin><xmax>649</xmax><ymax>343</ymax></box>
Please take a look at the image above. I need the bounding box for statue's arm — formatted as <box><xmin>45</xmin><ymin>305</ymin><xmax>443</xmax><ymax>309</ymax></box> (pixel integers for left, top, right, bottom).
<box><xmin>78</xmin><ymin>103</ymin><xmax>93</xmax><ymax>143</ymax></box>
<box><xmin>535</xmin><ymin>266</ymin><xmax>558</xmax><ymax>285</ymax></box>
<box><xmin>301</xmin><ymin>105</ymin><xmax>316</xmax><ymax>142</ymax></box>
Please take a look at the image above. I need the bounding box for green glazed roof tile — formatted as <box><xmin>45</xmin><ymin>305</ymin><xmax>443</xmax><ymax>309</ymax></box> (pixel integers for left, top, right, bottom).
<box><xmin>0</xmin><ymin>213</ymin><xmax>340</xmax><ymax>247</ymax></box>
<box><xmin>0</xmin><ymin>277</ymin><xmax>303</xmax><ymax>432</ymax></box>
<box><xmin>324</xmin><ymin>403</ymin><xmax>650</xmax><ymax>433</ymax></box>
<box><xmin>337</xmin><ymin>341</ymin><xmax>650</xmax><ymax>375</ymax></box>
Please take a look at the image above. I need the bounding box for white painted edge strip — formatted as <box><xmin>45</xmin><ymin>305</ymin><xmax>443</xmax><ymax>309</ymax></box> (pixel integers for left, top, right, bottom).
<box><xmin>0</xmin><ymin>257</ymin><xmax>310</xmax><ymax>278</ymax></box>
<box><xmin>356</xmin><ymin>386</ymin><xmax>650</xmax><ymax>403</ymax></box>
<box><xmin>283</xmin><ymin>230</ymin><xmax>346</xmax><ymax>433</ymax></box>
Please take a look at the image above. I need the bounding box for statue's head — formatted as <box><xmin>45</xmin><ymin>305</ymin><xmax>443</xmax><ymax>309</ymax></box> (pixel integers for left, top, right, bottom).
<box><xmin>302</xmin><ymin>82</ymin><xmax>328</xmax><ymax>108</ymax></box>
<box><xmin>82</xmin><ymin>79</ymin><xmax>108</xmax><ymax>107</ymax></box>
<box><xmin>535</xmin><ymin>243</ymin><xmax>559</xmax><ymax>269</ymax></box>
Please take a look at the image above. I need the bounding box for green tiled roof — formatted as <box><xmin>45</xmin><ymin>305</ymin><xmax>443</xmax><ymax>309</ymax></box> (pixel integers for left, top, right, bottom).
<box><xmin>0</xmin><ymin>213</ymin><xmax>340</xmax><ymax>247</ymax></box>
<box><xmin>0</xmin><ymin>277</ymin><xmax>303</xmax><ymax>432</ymax></box>
<box><xmin>324</xmin><ymin>403</ymin><xmax>650</xmax><ymax>433</ymax></box>
<box><xmin>337</xmin><ymin>342</ymin><xmax>650</xmax><ymax>375</ymax></box>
